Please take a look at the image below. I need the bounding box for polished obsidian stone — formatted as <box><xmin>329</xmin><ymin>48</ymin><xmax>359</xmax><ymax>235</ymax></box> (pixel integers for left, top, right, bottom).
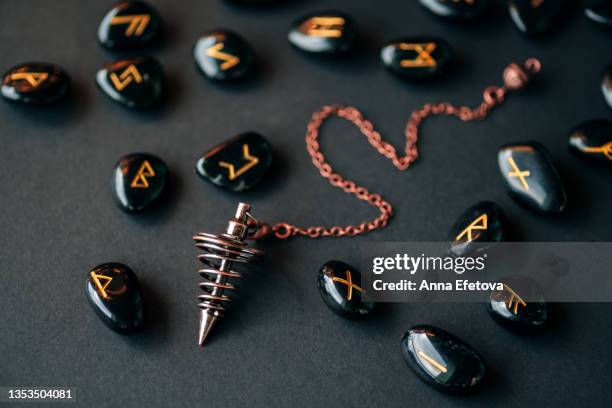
<box><xmin>401</xmin><ymin>325</ymin><xmax>486</xmax><ymax>394</ymax></box>
<box><xmin>96</xmin><ymin>57</ymin><xmax>164</xmax><ymax>109</ymax></box>
<box><xmin>602</xmin><ymin>65</ymin><xmax>612</xmax><ymax>109</ymax></box>
<box><xmin>380</xmin><ymin>37</ymin><xmax>453</xmax><ymax>80</ymax></box>
<box><xmin>86</xmin><ymin>262</ymin><xmax>143</xmax><ymax>334</ymax></box>
<box><xmin>1</xmin><ymin>63</ymin><xmax>69</xmax><ymax>105</ymax></box>
<box><xmin>419</xmin><ymin>0</ymin><xmax>488</xmax><ymax>20</ymax></box>
<box><xmin>569</xmin><ymin>119</ymin><xmax>612</xmax><ymax>163</ymax></box>
<box><xmin>193</xmin><ymin>30</ymin><xmax>255</xmax><ymax>81</ymax></box>
<box><xmin>585</xmin><ymin>2</ymin><xmax>612</xmax><ymax>30</ymax></box>
<box><xmin>98</xmin><ymin>1</ymin><xmax>161</xmax><ymax>50</ymax></box>
<box><xmin>488</xmin><ymin>276</ymin><xmax>547</xmax><ymax>332</ymax></box>
<box><xmin>317</xmin><ymin>260</ymin><xmax>374</xmax><ymax>319</ymax></box>
<box><xmin>112</xmin><ymin>153</ymin><xmax>168</xmax><ymax>212</ymax></box>
<box><xmin>508</xmin><ymin>0</ymin><xmax>565</xmax><ymax>34</ymax></box>
<box><xmin>448</xmin><ymin>201</ymin><xmax>506</xmax><ymax>257</ymax></box>
<box><xmin>288</xmin><ymin>11</ymin><xmax>356</xmax><ymax>54</ymax></box>
<box><xmin>498</xmin><ymin>142</ymin><xmax>567</xmax><ymax>214</ymax></box>
<box><xmin>196</xmin><ymin>132</ymin><xmax>273</xmax><ymax>192</ymax></box>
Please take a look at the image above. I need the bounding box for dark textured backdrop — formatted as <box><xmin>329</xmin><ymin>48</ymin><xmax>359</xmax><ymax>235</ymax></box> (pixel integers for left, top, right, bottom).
<box><xmin>1</xmin><ymin>0</ymin><xmax>611</xmax><ymax>407</ymax></box>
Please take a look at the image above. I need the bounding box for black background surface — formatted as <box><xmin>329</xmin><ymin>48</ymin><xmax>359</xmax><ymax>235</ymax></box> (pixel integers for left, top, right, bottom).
<box><xmin>1</xmin><ymin>1</ymin><xmax>611</xmax><ymax>407</ymax></box>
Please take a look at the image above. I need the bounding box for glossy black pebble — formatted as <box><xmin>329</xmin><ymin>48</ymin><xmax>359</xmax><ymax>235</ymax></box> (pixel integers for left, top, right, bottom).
<box><xmin>193</xmin><ymin>30</ymin><xmax>255</xmax><ymax>81</ymax></box>
<box><xmin>498</xmin><ymin>142</ymin><xmax>567</xmax><ymax>214</ymax></box>
<box><xmin>401</xmin><ymin>325</ymin><xmax>486</xmax><ymax>394</ymax></box>
<box><xmin>1</xmin><ymin>63</ymin><xmax>69</xmax><ymax>105</ymax></box>
<box><xmin>488</xmin><ymin>275</ymin><xmax>547</xmax><ymax>332</ymax></box>
<box><xmin>96</xmin><ymin>57</ymin><xmax>164</xmax><ymax>109</ymax></box>
<box><xmin>602</xmin><ymin>65</ymin><xmax>612</xmax><ymax>110</ymax></box>
<box><xmin>569</xmin><ymin>119</ymin><xmax>612</xmax><ymax>163</ymax></box>
<box><xmin>112</xmin><ymin>153</ymin><xmax>168</xmax><ymax>212</ymax></box>
<box><xmin>317</xmin><ymin>260</ymin><xmax>374</xmax><ymax>319</ymax></box>
<box><xmin>98</xmin><ymin>1</ymin><xmax>161</xmax><ymax>50</ymax></box>
<box><xmin>288</xmin><ymin>11</ymin><xmax>356</xmax><ymax>54</ymax></box>
<box><xmin>419</xmin><ymin>0</ymin><xmax>488</xmax><ymax>20</ymax></box>
<box><xmin>86</xmin><ymin>262</ymin><xmax>144</xmax><ymax>334</ymax></box>
<box><xmin>585</xmin><ymin>2</ymin><xmax>612</xmax><ymax>30</ymax></box>
<box><xmin>196</xmin><ymin>132</ymin><xmax>273</xmax><ymax>192</ymax></box>
<box><xmin>449</xmin><ymin>201</ymin><xmax>506</xmax><ymax>257</ymax></box>
<box><xmin>508</xmin><ymin>0</ymin><xmax>565</xmax><ymax>34</ymax></box>
<box><xmin>380</xmin><ymin>37</ymin><xmax>453</xmax><ymax>80</ymax></box>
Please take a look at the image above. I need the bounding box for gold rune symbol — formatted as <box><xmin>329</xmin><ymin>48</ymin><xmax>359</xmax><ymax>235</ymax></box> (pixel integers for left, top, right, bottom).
<box><xmin>417</xmin><ymin>351</ymin><xmax>448</xmax><ymax>374</ymax></box>
<box><xmin>503</xmin><ymin>284</ymin><xmax>527</xmax><ymax>315</ymax></box>
<box><xmin>507</xmin><ymin>156</ymin><xmax>530</xmax><ymax>191</ymax></box>
<box><xmin>218</xmin><ymin>144</ymin><xmax>260</xmax><ymax>180</ymax></box>
<box><xmin>300</xmin><ymin>17</ymin><xmax>345</xmax><ymax>38</ymax></box>
<box><xmin>206</xmin><ymin>43</ymin><xmax>240</xmax><ymax>71</ymax></box>
<box><xmin>331</xmin><ymin>270</ymin><xmax>363</xmax><ymax>301</ymax></box>
<box><xmin>8</xmin><ymin>72</ymin><xmax>49</xmax><ymax>88</ymax></box>
<box><xmin>583</xmin><ymin>141</ymin><xmax>612</xmax><ymax>161</ymax></box>
<box><xmin>398</xmin><ymin>43</ymin><xmax>437</xmax><ymax>68</ymax></box>
<box><xmin>455</xmin><ymin>214</ymin><xmax>488</xmax><ymax>242</ymax></box>
<box><xmin>110</xmin><ymin>64</ymin><xmax>143</xmax><ymax>91</ymax></box>
<box><xmin>131</xmin><ymin>160</ymin><xmax>156</xmax><ymax>188</ymax></box>
<box><xmin>90</xmin><ymin>272</ymin><xmax>113</xmax><ymax>299</ymax></box>
<box><xmin>110</xmin><ymin>14</ymin><xmax>151</xmax><ymax>36</ymax></box>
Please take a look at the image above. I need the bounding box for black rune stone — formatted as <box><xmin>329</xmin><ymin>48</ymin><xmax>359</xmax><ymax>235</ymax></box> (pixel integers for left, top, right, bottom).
<box><xmin>112</xmin><ymin>153</ymin><xmax>168</xmax><ymax>213</ymax></box>
<box><xmin>1</xmin><ymin>63</ymin><xmax>69</xmax><ymax>105</ymax></box>
<box><xmin>401</xmin><ymin>325</ymin><xmax>486</xmax><ymax>394</ymax></box>
<box><xmin>86</xmin><ymin>262</ymin><xmax>144</xmax><ymax>334</ymax></box>
<box><xmin>288</xmin><ymin>11</ymin><xmax>356</xmax><ymax>54</ymax></box>
<box><xmin>193</xmin><ymin>30</ymin><xmax>255</xmax><ymax>81</ymax></box>
<box><xmin>585</xmin><ymin>2</ymin><xmax>612</xmax><ymax>30</ymax></box>
<box><xmin>602</xmin><ymin>65</ymin><xmax>612</xmax><ymax>110</ymax></box>
<box><xmin>98</xmin><ymin>1</ymin><xmax>162</xmax><ymax>50</ymax></box>
<box><xmin>196</xmin><ymin>132</ymin><xmax>273</xmax><ymax>192</ymax></box>
<box><xmin>448</xmin><ymin>201</ymin><xmax>506</xmax><ymax>257</ymax></box>
<box><xmin>569</xmin><ymin>119</ymin><xmax>612</xmax><ymax>163</ymax></box>
<box><xmin>488</xmin><ymin>275</ymin><xmax>547</xmax><ymax>332</ymax></box>
<box><xmin>498</xmin><ymin>142</ymin><xmax>567</xmax><ymax>214</ymax></box>
<box><xmin>419</xmin><ymin>0</ymin><xmax>488</xmax><ymax>20</ymax></box>
<box><xmin>317</xmin><ymin>260</ymin><xmax>374</xmax><ymax>319</ymax></box>
<box><xmin>96</xmin><ymin>57</ymin><xmax>164</xmax><ymax>109</ymax></box>
<box><xmin>508</xmin><ymin>0</ymin><xmax>565</xmax><ymax>34</ymax></box>
<box><xmin>380</xmin><ymin>37</ymin><xmax>453</xmax><ymax>80</ymax></box>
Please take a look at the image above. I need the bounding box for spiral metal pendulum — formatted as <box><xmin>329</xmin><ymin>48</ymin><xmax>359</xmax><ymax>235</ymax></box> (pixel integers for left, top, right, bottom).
<box><xmin>193</xmin><ymin>202</ymin><xmax>263</xmax><ymax>346</ymax></box>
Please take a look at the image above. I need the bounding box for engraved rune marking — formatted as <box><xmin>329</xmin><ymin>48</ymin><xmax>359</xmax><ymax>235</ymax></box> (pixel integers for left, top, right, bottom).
<box><xmin>300</xmin><ymin>17</ymin><xmax>345</xmax><ymax>38</ymax></box>
<box><xmin>131</xmin><ymin>160</ymin><xmax>156</xmax><ymax>188</ymax></box>
<box><xmin>110</xmin><ymin>64</ymin><xmax>143</xmax><ymax>91</ymax></box>
<box><xmin>398</xmin><ymin>43</ymin><xmax>437</xmax><ymax>68</ymax></box>
<box><xmin>503</xmin><ymin>284</ymin><xmax>527</xmax><ymax>315</ymax></box>
<box><xmin>417</xmin><ymin>351</ymin><xmax>448</xmax><ymax>374</ymax></box>
<box><xmin>206</xmin><ymin>43</ymin><xmax>240</xmax><ymax>71</ymax></box>
<box><xmin>583</xmin><ymin>141</ymin><xmax>612</xmax><ymax>161</ymax></box>
<box><xmin>507</xmin><ymin>156</ymin><xmax>530</xmax><ymax>191</ymax></box>
<box><xmin>455</xmin><ymin>214</ymin><xmax>488</xmax><ymax>242</ymax></box>
<box><xmin>331</xmin><ymin>270</ymin><xmax>363</xmax><ymax>301</ymax></box>
<box><xmin>90</xmin><ymin>272</ymin><xmax>113</xmax><ymax>299</ymax></box>
<box><xmin>218</xmin><ymin>144</ymin><xmax>260</xmax><ymax>180</ymax></box>
<box><xmin>9</xmin><ymin>72</ymin><xmax>49</xmax><ymax>88</ymax></box>
<box><xmin>110</xmin><ymin>14</ymin><xmax>151</xmax><ymax>36</ymax></box>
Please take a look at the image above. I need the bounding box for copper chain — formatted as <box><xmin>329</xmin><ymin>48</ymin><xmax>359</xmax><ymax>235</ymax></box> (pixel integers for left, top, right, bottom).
<box><xmin>251</xmin><ymin>58</ymin><xmax>542</xmax><ymax>240</ymax></box>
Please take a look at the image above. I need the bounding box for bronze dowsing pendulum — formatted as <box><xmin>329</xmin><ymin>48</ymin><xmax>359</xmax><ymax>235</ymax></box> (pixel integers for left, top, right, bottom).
<box><xmin>193</xmin><ymin>58</ymin><xmax>541</xmax><ymax>346</ymax></box>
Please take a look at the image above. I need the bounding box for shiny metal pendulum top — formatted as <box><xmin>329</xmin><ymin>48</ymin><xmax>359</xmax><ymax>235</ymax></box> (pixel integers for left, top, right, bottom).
<box><xmin>193</xmin><ymin>203</ymin><xmax>263</xmax><ymax>346</ymax></box>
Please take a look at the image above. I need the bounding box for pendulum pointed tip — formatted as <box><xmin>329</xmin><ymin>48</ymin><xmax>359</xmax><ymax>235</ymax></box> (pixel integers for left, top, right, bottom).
<box><xmin>198</xmin><ymin>310</ymin><xmax>219</xmax><ymax>347</ymax></box>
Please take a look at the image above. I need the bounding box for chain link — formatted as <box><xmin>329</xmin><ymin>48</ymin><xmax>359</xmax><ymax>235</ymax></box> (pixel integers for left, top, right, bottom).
<box><xmin>256</xmin><ymin>58</ymin><xmax>541</xmax><ymax>240</ymax></box>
